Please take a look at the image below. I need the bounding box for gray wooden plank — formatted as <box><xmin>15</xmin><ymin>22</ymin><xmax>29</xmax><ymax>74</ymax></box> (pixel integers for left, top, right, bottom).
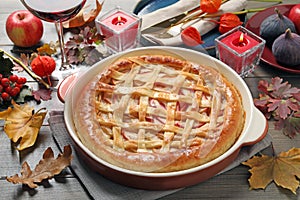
<box><xmin>0</xmin><ymin>178</ymin><xmax>90</xmax><ymax>200</ymax></box>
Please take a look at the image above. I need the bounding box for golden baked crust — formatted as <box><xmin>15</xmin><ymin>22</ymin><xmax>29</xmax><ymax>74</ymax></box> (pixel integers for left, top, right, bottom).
<box><xmin>73</xmin><ymin>55</ymin><xmax>245</xmax><ymax>173</ymax></box>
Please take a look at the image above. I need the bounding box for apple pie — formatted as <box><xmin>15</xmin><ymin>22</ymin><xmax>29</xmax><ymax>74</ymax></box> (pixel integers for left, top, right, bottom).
<box><xmin>73</xmin><ymin>54</ymin><xmax>245</xmax><ymax>173</ymax></box>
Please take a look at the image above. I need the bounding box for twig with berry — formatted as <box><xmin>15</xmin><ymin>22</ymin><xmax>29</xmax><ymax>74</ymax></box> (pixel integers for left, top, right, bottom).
<box><xmin>0</xmin><ymin>49</ymin><xmax>50</xmax><ymax>89</ymax></box>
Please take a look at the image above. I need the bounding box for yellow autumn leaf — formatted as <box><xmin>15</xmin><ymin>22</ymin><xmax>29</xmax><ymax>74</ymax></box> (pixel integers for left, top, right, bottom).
<box><xmin>242</xmin><ymin>148</ymin><xmax>300</xmax><ymax>194</ymax></box>
<box><xmin>36</xmin><ymin>42</ymin><xmax>58</xmax><ymax>56</ymax></box>
<box><xmin>62</xmin><ymin>0</ymin><xmax>103</xmax><ymax>28</ymax></box>
<box><xmin>0</xmin><ymin>101</ymin><xmax>47</xmax><ymax>150</ymax></box>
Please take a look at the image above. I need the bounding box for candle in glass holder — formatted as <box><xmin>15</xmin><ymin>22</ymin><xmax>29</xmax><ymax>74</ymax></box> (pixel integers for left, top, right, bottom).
<box><xmin>96</xmin><ymin>7</ymin><xmax>141</xmax><ymax>53</ymax></box>
<box><xmin>215</xmin><ymin>26</ymin><xmax>265</xmax><ymax>77</ymax></box>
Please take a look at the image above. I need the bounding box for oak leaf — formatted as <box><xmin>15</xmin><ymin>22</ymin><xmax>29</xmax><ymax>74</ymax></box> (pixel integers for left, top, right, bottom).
<box><xmin>0</xmin><ymin>101</ymin><xmax>47</xmax><ymax>150</ymax></box>
<box><xmin>242</xmin><ymin>148</ymin><xmax>300</xmax><ymax>194</ymax></box>
<box><xmin>7</xmin><ymin>145</ymin><xmax>73</xmax><ymax>188</ymax></box>
<box><xmin>63</xmin><ymin>0</ymin><xmax>103</xmax><ymax>28</ymax></box>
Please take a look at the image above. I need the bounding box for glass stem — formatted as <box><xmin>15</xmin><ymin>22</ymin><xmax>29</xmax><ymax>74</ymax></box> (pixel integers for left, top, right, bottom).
<box><xmin>55</xmin><ymin>21</ymin><xmax>70</xmax><ymax>70</ymax></box>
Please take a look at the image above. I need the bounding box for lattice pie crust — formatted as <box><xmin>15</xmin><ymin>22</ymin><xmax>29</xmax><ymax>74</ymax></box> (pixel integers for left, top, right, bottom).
<box><xmin>73</xmin><ymin>55</ymin><xmax>245</xmax><ymax>173</ymax></box>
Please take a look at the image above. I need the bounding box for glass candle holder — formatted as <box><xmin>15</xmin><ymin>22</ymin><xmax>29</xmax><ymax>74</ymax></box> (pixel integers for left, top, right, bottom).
<box><xmin>215</xmin><ymin>26</ymin><xmax>265</xmax><ymax>77</ymax></box>
<box><xmin>96</xmin><ymin>7</ymin><xmax>141</xmax><ymax>53</ymax></box>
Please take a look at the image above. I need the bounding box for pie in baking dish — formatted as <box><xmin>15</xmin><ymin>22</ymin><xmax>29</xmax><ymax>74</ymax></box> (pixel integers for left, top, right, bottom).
<box><xmin>73</xmin><ymin>54</ymin><xmax>245</xmax><ymax>173</ymax></box>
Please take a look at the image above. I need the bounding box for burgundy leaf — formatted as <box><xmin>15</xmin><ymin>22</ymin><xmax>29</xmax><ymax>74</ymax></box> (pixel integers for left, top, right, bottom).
<box><xmin>282</xmin><ymin>117</ymin><xmax>300</xmax><ymax>138</ymax></box>
<box><xmin>32</xmin><ymin>89</ymin><xmax>52</xmax><ymax>101</ymax></box>
<box><xmin>255</xmin><ymin>77</ymin><xmax>300</xmax><ymax>137</ymax></box>
<box><xmin>257</xmin><ymin>79</ymin><xmax>270</xmax><ymax>95</ymax></box>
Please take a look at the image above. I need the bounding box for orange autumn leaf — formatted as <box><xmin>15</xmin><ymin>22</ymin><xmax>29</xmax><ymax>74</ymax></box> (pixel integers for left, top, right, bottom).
<box><xmin>0</xmin><ymin>100</ymin><xmax>47</xmax><ymax>150</ymax></box>
<box><xmin>7</xmin><ymin>145</ymin><xmax>73</xmax><ymax>188</ymax></box>
<box><xmin>63</xmin><ymin>0</ymin><xmax>103</xmax><ymax>28</ymax></box>
<box><xmin>242</xmin><ymin>148</ymin><xmax>300</xmax><ymax>194</ymax></box>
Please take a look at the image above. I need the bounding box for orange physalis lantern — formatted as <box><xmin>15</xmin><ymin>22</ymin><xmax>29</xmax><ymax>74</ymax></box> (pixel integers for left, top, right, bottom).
<box><xmin>200</xmin><ymin>0</ymin><xmax>222</xmax><ymax>14</ymax></box>
<box><xmin>219</xmin><ymin>13</ymin><xmax>243</xmax><ymax>34</ymax></box>
<box><xmin>31</xmin><ymin>55</ymin><xmax>56</xmax><ymax>86</ymax></box>
<box><xmin>181</xmin><ymin>26</ymin><xmax>204</xmax><ymax>47</ymax></box>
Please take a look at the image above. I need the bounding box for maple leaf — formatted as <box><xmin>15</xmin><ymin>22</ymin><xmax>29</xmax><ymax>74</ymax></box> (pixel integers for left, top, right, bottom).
<box><xmin>7</xmin><ymin>145</ymin><xmax>73</xmax><ymax>188</ymax></box>
<box><xmin>0</xmin><ymin>101</ymin><xmax>47</xmax><ymax>150</ymax></box>
<box><xmin>242</xmin><ymin>148</ymin><xmax>300</xmax><ymax>194</ymax></box>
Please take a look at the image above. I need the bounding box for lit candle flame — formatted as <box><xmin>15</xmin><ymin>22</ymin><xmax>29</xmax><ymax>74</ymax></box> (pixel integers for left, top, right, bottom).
<box><xmin>239</xmin><ymin>33</ymin><xmax>244</xmax><ymax>44</ymax></box>
<box><xmin>237</xmin><ymin>33</ymin><xmax>247</xmax><ymax>47</ymax></box>
<box><xmin>117</xmin><ymin>16</ymin><xmax>121</xmax><ymax>22</ymax></box>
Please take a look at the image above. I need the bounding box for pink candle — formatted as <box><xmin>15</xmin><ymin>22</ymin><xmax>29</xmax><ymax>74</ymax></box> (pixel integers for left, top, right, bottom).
<box><xmin>215</xmin><ymin>26</ymin><xmax>265</xmax><ymax>77</ymax></box>
<box><xmin>96</xmin><ymin>8</ymin><xmax>141</xmax><ymax>52</ymax></box>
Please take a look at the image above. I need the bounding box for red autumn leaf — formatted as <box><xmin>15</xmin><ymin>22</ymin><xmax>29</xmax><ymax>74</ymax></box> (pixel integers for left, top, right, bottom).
<box><xmin>268</xmin><ymin>98</ymin><xmax>298</xmax><ymax>119</ymax></box>
<box><xmin>200</xmin><ymin>0</ymin><xmax>222</xmax><ymax>13</ymax></box>
<box><xmin>254</xmin><ymin>77</ymin><xmax>300</xmax><ymax>138</ymax></box>
<box><xmin>32</xmin><ymin>88</ymin><xmax>52</xmax><ymax>101</ymax></box>
<box><xmin>219</xmin><ymin>13</ymin><xmax>243</xmax><ymax>34</ymax></box>
<box><xmin>181</xmin><ymin>26</ymin><xmax>203</xmax><ymax>47</ymax></box>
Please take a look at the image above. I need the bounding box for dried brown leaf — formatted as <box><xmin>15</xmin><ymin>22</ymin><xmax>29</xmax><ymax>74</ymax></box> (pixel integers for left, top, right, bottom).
<box><xmin>0</xmin><ymin>100</ymin><xmax>47</xmax><ymax>150</ymax></box>
<box><xmin>63</xmin><ymin>0</ymin><xmax>103</xmax><ymax>28</ymax></box>
<box><xmin>242</xmin><ymin>148</ymin><xmax>300</xmax><ymax>194</ymax></box>
<box><xmin>7</xmin><ymin>145</ymin><xmax>73</xmax><ymax>188</ymax></box>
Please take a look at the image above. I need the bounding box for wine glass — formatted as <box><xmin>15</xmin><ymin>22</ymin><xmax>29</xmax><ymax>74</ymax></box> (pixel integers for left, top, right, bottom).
<box><xmin>20</xmin><ymin>0</ymin><xmax>87</xmax><ymax>70</ymax></box>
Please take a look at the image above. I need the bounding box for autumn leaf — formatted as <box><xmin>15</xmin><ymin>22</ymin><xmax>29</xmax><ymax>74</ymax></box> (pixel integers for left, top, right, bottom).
<box><xmin>62</xmin><ymin>0</ymin><xmax>103</xmax><ymax>28</ymax></box>
<box><xmin>32</xmin><ymin>88</ymin><xmax>52</xmax><ymax>101</ymax></box>
<box><xmin>0</xmin><ymin>51</ymin><xmax>14</xmax><ymax>77</ymax></box>
<box><xmin>254</xmin><ymin>77</ymin><xmax>300</xmax><ymax>138</ymax></box>
<box><xmin>37</xmin><ymin>42</ymin><xmax>58</xmax><ymax>56</ymax></box>
<box><xmin>7</xmin><ymin>145</ymin><xmax>73</xmax><ymax>188</ymax></box>
<box><xmin>242</xmin><ymin>148</ymin><xmax>300</xmax><ymax>194</ymax></box>
<box><xmin>65</xmin><ymin>26</ymin><xmax>104</xmax><ymax>65</ymax></box>
<box><xmin>0</xmin><ymin>100</ymin><xmax>47</xmax><ymax>150</ymax></box>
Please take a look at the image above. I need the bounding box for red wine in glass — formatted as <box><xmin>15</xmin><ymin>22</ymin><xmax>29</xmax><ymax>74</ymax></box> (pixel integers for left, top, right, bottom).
<box><xmin>20</xmin><ymin>0</ymin><xmax>87</xmax><ymax>70</ymax></box>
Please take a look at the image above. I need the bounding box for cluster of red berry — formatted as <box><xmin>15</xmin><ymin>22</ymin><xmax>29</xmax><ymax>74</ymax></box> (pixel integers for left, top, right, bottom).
<box><xmin>0</xmin><ymin>73</ymin><xmax>26</xmax><ymax>101</ymax></box>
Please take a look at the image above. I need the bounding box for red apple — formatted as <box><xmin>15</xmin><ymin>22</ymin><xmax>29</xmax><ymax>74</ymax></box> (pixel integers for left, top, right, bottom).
<box><xmin>5</xmin><ymin>10</ymin><xmax>43</xmax><ymax>48</ymax></box>
<box><xmin>289</xmin><ymin>4</ymin><xmax>300</xmax><ymax>33</ymax></box>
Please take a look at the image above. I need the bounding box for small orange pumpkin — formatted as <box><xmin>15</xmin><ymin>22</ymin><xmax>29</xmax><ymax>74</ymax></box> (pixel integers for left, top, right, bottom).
<box><xmin>200</xmin><ymin>0</ymin><xmax>222</xmax><ymax>13</ymax></box>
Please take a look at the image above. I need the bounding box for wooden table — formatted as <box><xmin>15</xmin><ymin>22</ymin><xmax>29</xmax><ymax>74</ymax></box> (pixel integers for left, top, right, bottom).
<box><xmin>1</xmin><ymin>0</ymin><xmax>299</xmax><ymax>199</ymax></box>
